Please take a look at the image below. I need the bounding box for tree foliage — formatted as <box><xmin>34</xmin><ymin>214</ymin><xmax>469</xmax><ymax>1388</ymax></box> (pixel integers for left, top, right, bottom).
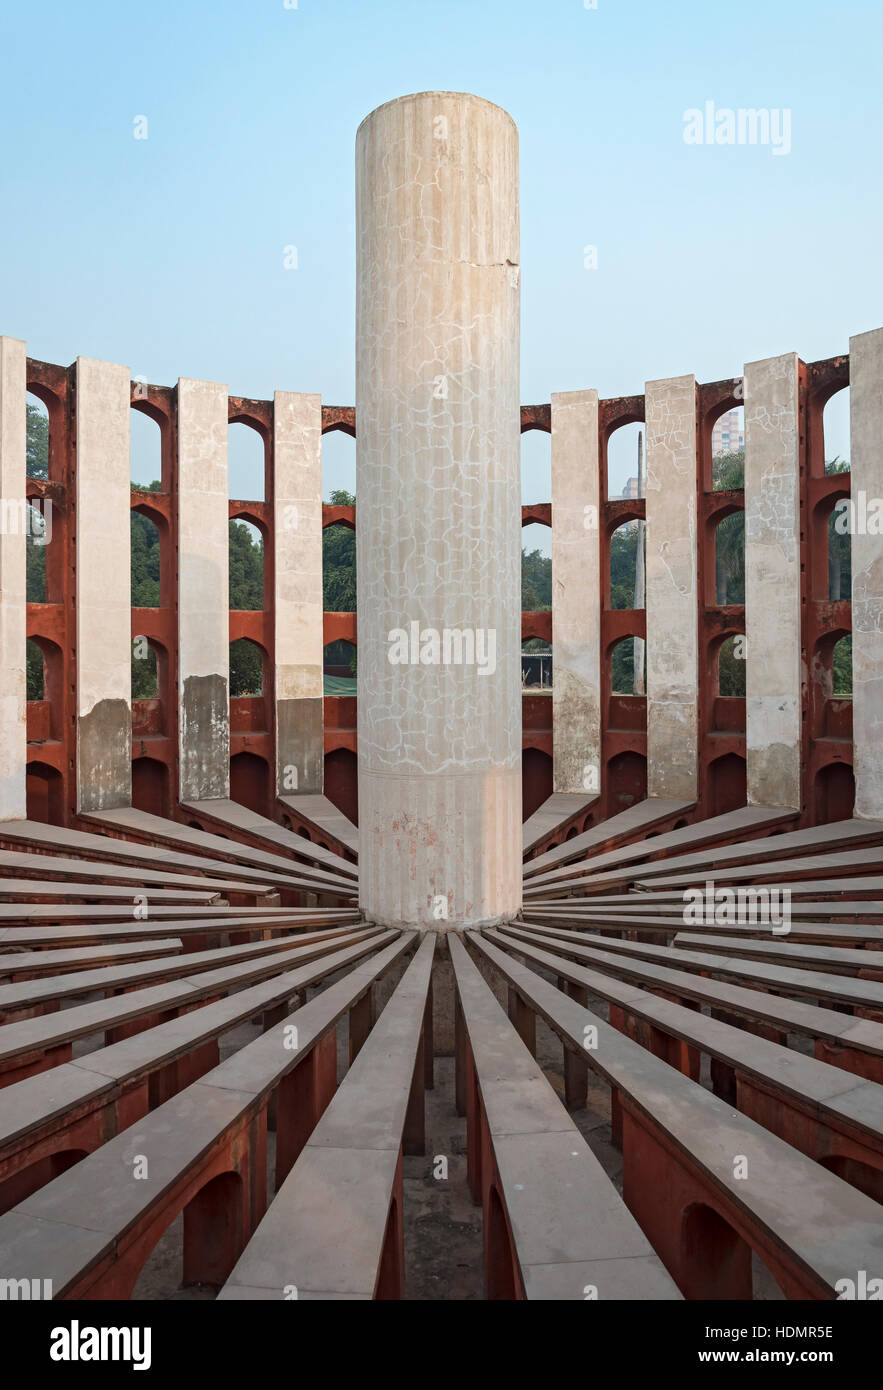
<box><xmin>521</xmin><ymin>547</ymin><xmax>551</xmax><ymax>610</ymax></box>
<box><xmin>26</xmin><ymin>402</ymin><xmax>48</xmax><ymax>479</ymax></box>
<box><xmin>323</xmin><ymin>491</ymin><xmax>356</xmax><ymax>612</ymax></box>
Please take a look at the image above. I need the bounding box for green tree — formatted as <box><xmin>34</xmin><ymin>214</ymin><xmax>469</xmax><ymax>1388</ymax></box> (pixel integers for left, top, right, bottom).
<box><xmin>709</xmin><ymin>452</ymin><xmax>745</xmax><ymax>604</ymax></box>
<box><xmin>25</xmin><ymin>405</ymin><xmax>49</xmax><ymax>601</ymax></box>
<box><xmin>26</xmin><ymin>639</ymin><xmax>43</xmax><ymax>701</ymax></box>
<box><xmin>131</xmin><ymin>641</ymin><xmax>158</xmax><ymax>700</ymax></box>
<box><xmin>229</xmin><ymin>520</ymin><xmax>264</xmax><ymax>610</ymax></box>
<box><xmin>130</xmin><ymin>486</ymin><xmax>163</xmax><ymax>607</ymax></box>
<box><xmin>826</xmin><ymin>459</ymin><xmax>852</xmax><ymax>600</ymax></box>
<box><xmin>26</xmin><ymin>402</ymin><xmax>48</xmax><ymax>479</ymax></box>
<box><xmin>227</xmin><ymin>522</ymin><xmax>264</xmax><ymax>694</ymax></box>
<box><xmin>323</xmin><ymin>491</ymin><xmax>357</xmax><ymax>611</ymax></box>
<box><xmin>612</xmin><ymin>639</ymin><xmax>644</xmax><ymax>695</ymax></box>
<box><xmin>521</xmin><ymin>547</ymin><xmax>551</xmax><ymax>610</ymax></box>
<box><xmin>833</xmin><ymin>634</ymin><xmax>852</xmax><ymax>696</ymax></box>
<box><xmin>712</xmin><ymin>450</ymin><xmax>744</xmax><ymax>491</ymax></box>
<box><xmin>230</xmin><ymin>638</ymin><xmax>263</xmax><ymax>697</ymax></box>
<box><xmin>609</xmin><ymin>525</ymin><xmax>641</xmax><ymax>611</ymax></box>
<box><xmin>718</xmin><ymin>634</ymin><xmax>746</xmax><ymax>695</ymax></box>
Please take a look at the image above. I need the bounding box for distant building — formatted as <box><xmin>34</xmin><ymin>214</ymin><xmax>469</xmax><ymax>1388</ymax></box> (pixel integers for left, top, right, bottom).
<box><xmin>621</xmin><ymin>475</ymin><xmax>641</xmax><ymax>500</ymax></box>
<box><xmin>712</xmin><ymin>409</ymin><xmax>744</xmax><ymax>457</ymax></box>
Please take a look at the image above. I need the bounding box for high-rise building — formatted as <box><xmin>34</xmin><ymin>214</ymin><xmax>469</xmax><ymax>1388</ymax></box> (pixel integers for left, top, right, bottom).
<box><xmin>712</xmin><ymin>408</ymin><xmax>744</xmax><ymax>456</ymax></box>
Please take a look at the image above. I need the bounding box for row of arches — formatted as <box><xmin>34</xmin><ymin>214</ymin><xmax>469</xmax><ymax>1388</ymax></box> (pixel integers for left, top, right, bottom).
<box><xmin>24</xmin><ymin>391</ymin><xmax>852</xmax><ymax>644</ymax></box>
<box><xmin>25</xmin><ymin>387</ymin><xmax>853</xmax><ymax>517</ymax></box>
<box><xmin>23</xmin><ymin>748</ymin><xmax>361</xmax><ymax>830</ymax></box>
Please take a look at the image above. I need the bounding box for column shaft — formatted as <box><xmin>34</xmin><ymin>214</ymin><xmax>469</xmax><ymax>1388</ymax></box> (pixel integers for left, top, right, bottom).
<box><xmin>75</xmin><ymin>356</ymin><xmax>132</xmax><ymax>812</ymax></box>
<box><xmin>356</xmin><ymin>92</ymin><xmax>522</xmax><ymax>928</ymax></box>
<box><xmin>645</xmin><ymin>374</ymin><xmax>699</xmax><ymax>801</ymax></box>
<box><xmin>177</xmin><ymin>377</ymin><xmax>229</xmax><ymax>803</ymax></box>
<box><xmin>744</xmin><ymin>353</ymin><xmax>802</xmax><ymax>810</ymax></box>
<box><xmin>273</xmin><ymin>390</ymin><xmax>324</xmax><ymax>796</ymax></box>
<box><xmin>849</xmin><ymin>327</ymin><xmax>883</xmax><ymax>820</ymax></box>
<box><xmin>551</xmin><ymin>390</ymin><xmax>601</xmax><ymax>797</ymax></box>
<box><xmin>0</xmin><ymin>336</ymin><xmax>27</xmax><ymax>821</ymax></box>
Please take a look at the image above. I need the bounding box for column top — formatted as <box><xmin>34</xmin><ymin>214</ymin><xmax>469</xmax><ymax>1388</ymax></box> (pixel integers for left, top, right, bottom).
<box><xmin>358</xmin><ymin>91</ymin><xmax>516</xmax><ymax>134</ymax></box>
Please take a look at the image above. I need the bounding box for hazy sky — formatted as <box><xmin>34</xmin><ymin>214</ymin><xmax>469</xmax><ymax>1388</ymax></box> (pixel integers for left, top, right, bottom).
<box><xmin>2</xmin><ymin>0</ymin><xmax>878</xmax><ymax>514</ymax></box>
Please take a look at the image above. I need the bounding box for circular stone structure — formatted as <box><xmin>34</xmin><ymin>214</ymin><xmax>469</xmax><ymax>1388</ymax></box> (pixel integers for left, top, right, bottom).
<box><xmin>355</xmin><ymin>92</ymin><xmax>522</xmax><ymax>929</ymax></box>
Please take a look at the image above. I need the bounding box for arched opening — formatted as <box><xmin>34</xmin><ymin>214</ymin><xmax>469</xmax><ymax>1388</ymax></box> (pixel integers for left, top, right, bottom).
<box><xmin>132</xmin><ymin>639</ymin><xmax>167</xmax><ymax>735</ymax></box>
<box><xmin>322</xmin><ymin>430</ymin><xmax>356</xmax><ymax>500</ymax></box>
<box><xmin>680</xmin><ymin>1201</ymin><xmax>751</xmax><ymax>1299</ymax></box>
<box><xmin>25</xmin><ymin>637</ymin><xmax>62</xmax><ymax>741</ymax></box>
<box><xmin>711</xmin><ymin>407</ymin><xmax>744</xmax><ymax>491</ymax></box>
<box><xmin>833</xmin><ymin>633</ymin><xmax>852</xmax><ymax>696</ymax></box>
<box><xmin>813</xmin><ymin>631</ymin><xmax>852</xmax><ymax>741</ymax></box>
<box><xmin>609</xmin><ymin>635</ymin><xmax>646</xmax><ymax>698</ymax></box>
<box><xmin>606</xmin><ymin>750</ymin><xmax>646</xmax><ymax>811</ymax></box>
<box><xmin>25</xmin><ymin>392</ymin><xmax>52</xmax><ymax>605</ymax></box>
<box><xmin>324</xmin><ymin>640</ymin><xmax>357</xmax><ymax>694</ymax></box>
<box><xmin>711</xmin><ymin>633</ymin><xmax>746</xmax><ymax>736</ymax></box>
<box><xmin>228</xmin><ymin>421</ymin><xmax>266</xmax><ymax>502</ymax></box>
<box><xmin>823</xmin><ymin>389</ymin><xmax>850</xmax><ymax>475</ymax></box>
<box><xmin>26</xmin><ymin>392</ymin><xmax>49</xmax><ymax>479</ymax></box>
<box><xmin>714</xmin><ymin>510</ymin><xmax>745</xmax><ymax>605</ymax></box>
<box><xmin>131</xmin><ymin>507</ymin><xmax>163</xmax><ymax>607</ymax></box>
<box><xmin>521</xmin><ymin>522</ymin><xmax>551</xmax><ymax>612</ymax></box>
<box><xmin>717</xmin><ymin>634</ymin><xmax>746</xmax><ymax>698</ymax></box>
<box><xmin>131</xmin><ymin>637</ymin><xmax>158</xmax><ymax>700</ymax></box>
<box><xmin>130</xmin><ymin>407</ymin><xmax>162</xmax><ymax>490</ymax></box>
<box><xmin>229</xmin><ymin>519</ymin><xmax>265</xmax><ymax>611</ymax></box>
<box><xmin>229</xmin><ymin>751</ymin><xmax>270</xmax><ymax>816</ymax></box>
<box><xmin>24</xmin><ymin>498</ymin><xmax>49</xmax><ymax>603</ymax></box>
<box><xmin>229</xmin><ymin>638</ymin><xmax>265</xmax><ymax>697</ymax></box>
<box><xmin>606</xmin><ymin>422</ymin><xmax>645</xmax><ymax>502</ymax></box>
<box><xmin>521</xmin><ymin>427</ymin><xmax>550</xmax><ymax>506</ymax></box>
<box><xmin>26</xmin><ymin>637</ymin><xmax>44</xmax><ymax>701</ymax></box>
<box><xmin>132</xmin><ymin>757</ymin><xmax>170</xmax><ymax>818</ymax></box>
<box><xmin>228</xmin><ymin>517</ymin><xmax>265</xmax><ymax>614</ymax></box>
<box><xmin>828</xmin><ymin>502</ymin><xmax>852</xmax><ymax>600</ymax></box>
<box><xmin>129</xmin><ymin>1170</ymin><xmax>245</xmax><ymax>1298</ymax></box>
<box><xmin>324</xmin><ymin>748</ymin><xmax>358</xmax><ymax>824</ymax></box>
<box><xmin>522</xmin><ymin>748</ymin><xmax>553</xmax><ymax>822</ymax></box>
<box><xmin>25</xmin><ymin>760</ymin><xmax>64</xmax><ymax>823</ymax></box>
<box><xmin>708</xmin><ymin>752</ymin><xmax>746</xmax><ymax>815</ymax></box>
<box><xmin>609</xmin><ymin>519</ymin><xmax>645</xmax><ymax>610</ymax></box>
<box><xmin>323</xmin><ymin>517</ymin><xmax>356</xmax><ymax>612</ymax></box>
<box><xmin>522</xmin><ymin>637</ymin><xmax>552</xmax><ymax>690</ymax></box>
<box><xmin>814</xmin><ymin>762</ymin><xmax>854</xmax><ymax>823</ymax></box>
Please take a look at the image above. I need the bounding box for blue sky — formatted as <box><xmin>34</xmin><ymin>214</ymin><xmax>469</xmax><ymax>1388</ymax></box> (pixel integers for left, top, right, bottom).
<box><xmin>1</xmin><ymin>0</ymin><xmax>879</xmax><ymax>507</ymax></box>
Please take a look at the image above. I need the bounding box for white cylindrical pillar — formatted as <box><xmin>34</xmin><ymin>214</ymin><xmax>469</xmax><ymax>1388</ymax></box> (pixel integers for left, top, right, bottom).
<box><xmin>356</xmin><ymin>92</ymin><xmax>522</xmax><ymax>928</ymax></box>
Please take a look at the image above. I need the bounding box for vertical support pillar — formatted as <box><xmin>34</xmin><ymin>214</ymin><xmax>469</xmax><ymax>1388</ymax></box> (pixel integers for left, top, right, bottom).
<box><xmin>177</xmin><ymin>378</ymin><xmax>229</xmax><ymax>803</ymax></box>
<box><xmin>551</xmin><ymin>389</ymin><xmax>601</xmax><ymax>797</ymax></box>
<box><xmin>273</xmin><ymin>391</ymin><xmax>324</xmax><ymax>797</ymax></box>
<box><xmin>849</xmin><ymin>327</ymin><xmax>883</xmax><ymax>821</ymax></box>
<box><xmin>744</xmin><ymin>353</ymin><xmax>802</xmax><ymax>810</ymax></box>
<box><xmin>645</xmin><ymin>375</ymin><xmax>699</xmax><ymax>801</ymax></box>
<box><xmin>0</xmin><ymin>336</ymin><xmax>27</xmax><ymax>821</ymax></box>
<box><xmin>75</xmin><ymin>357</ymin><xmax>132</xmax><ymax>812</ymax></box>
<box><xmin>356</xmin><ymin>92</ymin><xmax>522</xmax><ymax>928</ymax></box>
